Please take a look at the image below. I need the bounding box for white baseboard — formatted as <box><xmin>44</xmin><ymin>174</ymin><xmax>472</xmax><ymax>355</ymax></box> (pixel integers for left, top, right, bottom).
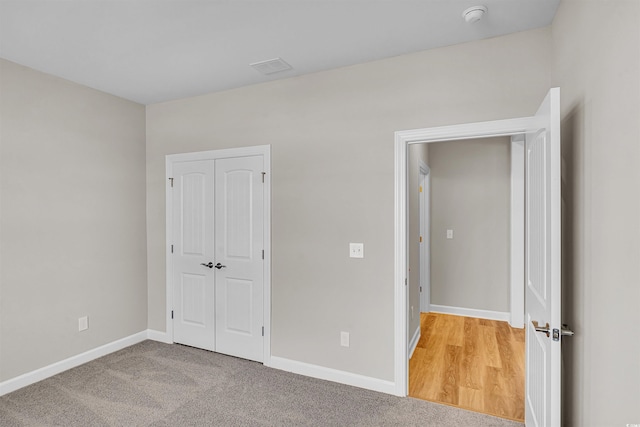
<box><xmin>0</xmin><ymin>331</ymin><xmax>148</xmax><ymax>397</ymax></box>
<box><xmin>408</xmin><ymin>325</ymin><xmax>421</xmax><ymax>358</ymax></box>
<box><xmin>1</xmin><ymin>331</ymin><xmax>397</xmax><ymax>399</ymax></box>
<box><xmin>430</xmin><ymin>304</ymin><xmax>510</xmax><ymax>322</ymax></box>
<box><xmin>146</xmin><ymin>329</ymin><xmax>172</xmax><ymax>344</ymax></box>
<box><xmin>269</xmin><ymin>356</ymin><xmax>396</xmax><ymax>395</ymax></box>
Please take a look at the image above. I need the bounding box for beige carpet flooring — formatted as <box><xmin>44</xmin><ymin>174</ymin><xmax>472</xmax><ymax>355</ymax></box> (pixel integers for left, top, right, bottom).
<box><xmin>0</xmin><ymin>340</ymin><xmax>523</xmax><ymax>426</ymax></box>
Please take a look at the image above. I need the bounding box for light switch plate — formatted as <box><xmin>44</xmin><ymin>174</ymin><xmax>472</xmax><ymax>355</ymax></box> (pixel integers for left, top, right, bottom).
<box><xmin>446</xmin><ymin>229</ymin><xmax>454</xmax><ymax>239</ymax></box>
<box><xmin>78</xmin><ymin>316</ymin><xmax>88</xmax><ymax>332</ymax></box>
<box><xmin>349</xmin><ymin>243</ymin><xmax>364</xmax><ymax>258</ymax></box>
<box><xmin>340</xmin><ymin>331</ymin><xmax>350</xmax><ymax>347</ymax></box>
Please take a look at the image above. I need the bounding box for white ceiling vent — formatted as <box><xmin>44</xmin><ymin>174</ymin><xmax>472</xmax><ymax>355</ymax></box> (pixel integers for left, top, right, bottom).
<box><xmin>250</xmin><ymin>57</ymin><xmax>292</xmax><ymax>75</ymax></box>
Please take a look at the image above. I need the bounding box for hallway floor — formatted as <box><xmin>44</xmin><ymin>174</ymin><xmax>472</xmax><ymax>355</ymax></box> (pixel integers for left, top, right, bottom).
<box><xmin>409</xmin><ymin>312</ymin><xmax>525</xmax><ymax>422</ymax></box>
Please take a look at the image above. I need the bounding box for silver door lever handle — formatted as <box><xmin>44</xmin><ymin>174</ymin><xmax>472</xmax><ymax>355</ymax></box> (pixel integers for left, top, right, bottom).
<box><xmin>214</xmin><ymin>263</ymin><xmax>226</xmax><ymax>269</ymax></box>
<box><xmin>533</xmin><ymin>320</ymin><xmax>575</xmax><ymax>341</ymax></box>
<box><xmin>200</xmin><ymin>262</ymin><xmax>214</xmax><ymax>268</ymax></box>
<box><xmin>560</xmin><ymin>324</ymin><xmax>575</xmax><ymax>337</ymax></box>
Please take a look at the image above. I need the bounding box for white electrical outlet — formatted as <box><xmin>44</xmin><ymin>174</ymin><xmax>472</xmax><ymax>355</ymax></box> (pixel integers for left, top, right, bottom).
<box><xmin>446</xmin><ymin>229</ymin><xmax>454</xmax><ymax>239</ymax></box>
<box><xmin>340</xmin><ymin>331</ymin><xmax>350</xmax><ymax>347</ymax></box>
<box><xmin>349</xmin><ymin>243</ymin><xmax>364</xmax><ymax>258</ymax></box>
<box><xmin>78</xmin><ymin>316</ymin><xmax>88</xmax><ymax>332</ymax></box>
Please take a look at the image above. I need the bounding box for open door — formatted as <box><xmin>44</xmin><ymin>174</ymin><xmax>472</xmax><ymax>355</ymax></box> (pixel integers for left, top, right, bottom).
<box><xmin>524</xmin><ymin>88</ymin><xmax>563</xmax><ymax>427</ymax></box>
<box><xmin>419</xmin><ymin>162</ymin><xmax>430</xmax><ymax>313</ymax></box>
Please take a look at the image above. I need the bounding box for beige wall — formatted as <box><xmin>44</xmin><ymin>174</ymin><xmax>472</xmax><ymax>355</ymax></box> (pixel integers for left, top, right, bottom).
<box><xmin>146</xmin><ymin>28</ymin><xmax>551</xmax><ymax>381</ymax></box>
<box><xmin>408</xmin><ymin>143</ymin><xmax>429</xmax><ymax>337</ymax></box>
<box><xmin>1</xmin><ymin>3</ymin><xmax>638</xmax><ymax>419</ymax></box>
<box><xmin>551</xmin><ymin>1</ymin><xmax>640</xmax><ymax>425</ymax></box>
<box><xmin>0</xmin><ymin>59</ymin><xmax>148</xmax><ymax>381</ymax></box>
<box><xmin>428</xmin><ymin>137</ymin><xmax>511</xmax><ymax>313</ymax></box>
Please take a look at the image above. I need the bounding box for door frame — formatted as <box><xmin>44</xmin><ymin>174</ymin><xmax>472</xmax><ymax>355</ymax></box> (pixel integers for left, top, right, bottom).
<box><xmin>165</xmin><ymin>144</ymin><xmax>272</xmax><ymax>366</ymax></box>
<box><xmin>394</xmin><ymin>117</ymin><xmax>543</xmax><ymax>396</ymax></box>
<box><xmin>418</xmin><ymin>161</ymin><xmax>430</xmax><ymax>313</ymax></box>
<box><xmin>510</xmin><ymin>135</ymin><xmax>525</xmax><ymax>329</ymax></box>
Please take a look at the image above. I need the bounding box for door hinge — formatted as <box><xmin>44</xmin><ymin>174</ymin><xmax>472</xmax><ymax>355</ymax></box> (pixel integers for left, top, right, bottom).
<box><xmin>419</xmin><ymin>186</ymin><xmax>423</xmax><ymax>193</ymax></box>
<box><xmin>420</xmin><ymin>286</ymin><xmax>422</xmax><ymax>292</ymax></box>
<box><xmin>262</xmin><ymin>172</ymin><xmax>266</xmax><ymax>183</ymax></box>
<box><xmin>171</xmin><ymin>244</ymin><xmax>174</xmax><ymax>253</ymax></box>
<box><xmin>405</xmin><ymin>278</ymin><xmax>407</xmax><ymax>286</ymax></box>
<box><xmin>171</xmin><ymin>310</ymin><xmax>174</xmax><ymax>319</ymax></box>
<box><xmin>262</xmin><ymin>326</ymin><xmax>264</xmax><ymax>337</ymax></box>
<box><xmin>169</xmin><ymin>177</ymin><xmax>174</xmax><ymax>187</ymax></box>
<box><xmin>262</xmin><ymin>250</ymin><xmax>264</xmax><ymax>260</ymax></box>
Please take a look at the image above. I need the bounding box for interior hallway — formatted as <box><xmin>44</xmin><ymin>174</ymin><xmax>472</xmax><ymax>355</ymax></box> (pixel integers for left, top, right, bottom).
<box><xmin>409</xmin><ymin>312</ymin><xmax>525</xmax><ymax>422</ymax></box>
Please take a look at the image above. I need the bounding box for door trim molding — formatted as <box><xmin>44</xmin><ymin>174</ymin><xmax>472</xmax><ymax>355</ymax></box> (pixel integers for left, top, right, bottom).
<box><xmin>394</xmin><ymin>116</ymin><xmax>542</xmax><ymax>396</ymax></box>
<box><xmin>165</xmin><ymin>145</ymin><xmax>272</xmax><ymax>366</ymax></box>
<box><xmin>510</xmin><ymin>135</ymin><xmax>525</xmax><ymax>328</ymax></box>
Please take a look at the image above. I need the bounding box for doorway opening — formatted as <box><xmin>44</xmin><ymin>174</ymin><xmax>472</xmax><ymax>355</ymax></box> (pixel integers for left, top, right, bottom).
<box><xmin>394</xmin><ymin>88</ymin><xmax>562</xmax><ymax>427</ymax></box>
<box><xmin>408</xmin><ymin>136</ymin><xmax>524</xmax><ymax>421</ymax></box>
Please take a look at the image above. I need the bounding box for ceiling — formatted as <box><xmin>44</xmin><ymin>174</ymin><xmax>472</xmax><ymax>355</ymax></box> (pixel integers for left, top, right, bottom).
<box><xmin>0</xmin><ymin>0</ymin><xmax>560</xmax><ymax>105</ymax></box>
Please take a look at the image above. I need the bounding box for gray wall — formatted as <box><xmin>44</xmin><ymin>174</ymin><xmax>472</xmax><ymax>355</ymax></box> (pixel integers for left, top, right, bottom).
<box><xmin>551</xmin><ymin>1</ymin><xmax>640</xmax><ymax>425</ymax></box>
<box><xmin>146</xmin><ymin>28</ymin><xmax>552</xmax><ymax>381</ymax></box>
<box><xmin>429</xmin><ymin>137</ymin><xmax>510</xmax><ymax>313</ymax></box>
<box><xmin>0</xmin><ymin>59</ymin><xmax>148</xmax><ymax>381</ymax></box>
<box><xmin>408</xmin><ymin>143</ymin><xmax>429</xmax><ymax>337</ymax></box>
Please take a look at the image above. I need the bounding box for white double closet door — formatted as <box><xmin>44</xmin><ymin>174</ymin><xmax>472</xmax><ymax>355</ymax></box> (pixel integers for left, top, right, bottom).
<box><xmin>171</xmin><ymin>154</ymin><xmax>264</xmax><ymax>363</ymax></box>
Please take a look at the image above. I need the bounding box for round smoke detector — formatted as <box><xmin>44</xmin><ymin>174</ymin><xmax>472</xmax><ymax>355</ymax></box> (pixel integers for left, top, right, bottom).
<box><xmin>462</xmin><ymin>5</ymin><xmax>488</xmax><ymax>24</ymax></box>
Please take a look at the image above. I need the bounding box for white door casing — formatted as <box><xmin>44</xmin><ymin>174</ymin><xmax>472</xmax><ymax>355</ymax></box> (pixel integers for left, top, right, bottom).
<box><xmin>214</xmin><ymin>156</ymin><xmax>264</xmax><ymax>362</ymax></box>
<box><xmin>394</xmin><ymin>89</ymin><xmax>563</xmax><ymax>424</ymax></box>
<box><xmin>510</xmin><ymin>135</ymin><xmax>525</xmax><ymax>329</ymax></box>
<box><xmin>166</xmin><ymin>145</ymin><xmax>271</xmax><ymax>365</ymax></box>
<box><xmin>172</xmin><ymin>160</ymin><xmax>216</xmax><ymax>351</ymax></box>
<box><xmin>524</xmin><ymin>88</ymin><xmax>562</xmax><ymax>427</ymax></box>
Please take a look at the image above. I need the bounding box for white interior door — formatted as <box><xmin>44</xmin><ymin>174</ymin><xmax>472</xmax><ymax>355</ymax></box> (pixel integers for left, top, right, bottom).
<box><xmin>214</xmin><ymin>155</ymin><xmax>264</xmax><ymax>362</ymax></box>
<box><xmin>419</xmin><ymin>163</ymin><xmax>430</xmax><ymax>313</ymax></box>
<box><xmin>525</xmin><ymin>88</ymin><xmax>562</xmax><ymax>427</ymax></box>
<box><xmin>172</xmin><ymin>160</ymin><xmax>215</xmax><ymax>351</ymax></box>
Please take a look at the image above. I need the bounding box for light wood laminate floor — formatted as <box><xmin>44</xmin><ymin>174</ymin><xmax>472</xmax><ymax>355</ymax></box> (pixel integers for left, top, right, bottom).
<box><xmin>409</xmin><ymin>312</ymin><xmax>525</xmax><ymax>422</ymax></box>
